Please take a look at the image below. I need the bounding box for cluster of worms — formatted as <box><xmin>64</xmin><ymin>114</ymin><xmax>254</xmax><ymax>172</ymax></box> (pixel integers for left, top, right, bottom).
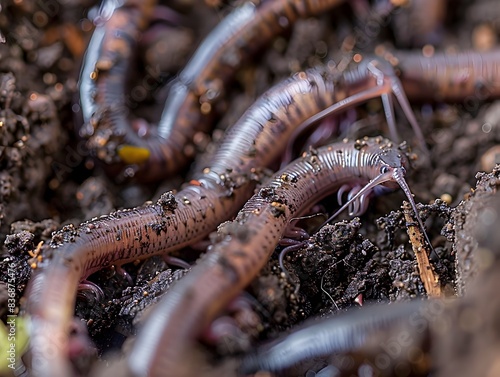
<box><xmin>1</xmin><ymin>0</ymin><xmax>500</xmax><ymax>376</ymax></box>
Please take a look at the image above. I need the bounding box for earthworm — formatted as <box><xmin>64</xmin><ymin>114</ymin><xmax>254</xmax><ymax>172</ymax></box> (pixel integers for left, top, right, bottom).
<box><xmin>288</xmin><ymin>49</ymin><xmax>500</xmax><ymax>154</ymax></box>
<box><xmin>392</xmin><ymin>48</ymin><xmax>500</xmax><ymax>102</ymax></box>
<box><xmin>80</xmin><ymin>0</ymin><xmax>500</xmax><ymax>183</ymax></box>
<box><xmin>25</xmin><ymin>48</ymin><xmax>458</xmax><ymax>375</ymax></box>
<box><xmin>26</xmin><ymin>60</ymin><xmax>421</xmax><ymax>377</ymax></box>
<box><xmin>78</xmin><ymin>0</ymin><xmax>157</xmax><ymax>180</ymax></box>
<box><xmin>24</xmin><ymin>179</ymin><xmax>255</xmax><ymax>376</ymax></box>
<box><xmin>78</xmin><ymin>0</ymin><xmax>354</xmax><ymax>182</ymax></box>
<box><xmin>127</xmin><ymin>136</ymin><xmax>430</xmax><ymax>376</ymax></box>
<box><xmin>240</xmin><ymin>299</ymin><xmax>428</xmax><ymax>375</ymax></box>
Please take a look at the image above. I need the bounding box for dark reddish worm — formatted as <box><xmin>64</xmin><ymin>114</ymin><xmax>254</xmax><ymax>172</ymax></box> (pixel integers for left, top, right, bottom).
<box><xmin>126</xmin><ymin>136</ymin><xmax>427</xmax><ymax>376</ymax></box>
<box><xmin>26</xmin><ymin>58</ymin><xmax>422</xmax><ymax>377</ymax></box>
<box><xmin>240</xmin><ymin>299</ymin><xmax>430</xmax><ymax>374</ymax></box>
<box><xmin>79</xmin><ymin>0</ymin><xmax>500</xmax><ymax>183</ymax></box>
<box><xmin>25</xmin><ymin>48</ymin><xmax>500</xmax><ymax>374</ymax></box>
<box><xmin>296</xmin><ymin>49</ymin><xmax>500</xmax><ymax>147</ymax></box>
<box><xmin>79</xmin><ymin>0</ymin><xmax>351</xmax><ymax>182</ymax></box>
<box><xmin>393</xmin><ymin>49</ymin><xmax>500</xmax><ymax>101</ymax></box>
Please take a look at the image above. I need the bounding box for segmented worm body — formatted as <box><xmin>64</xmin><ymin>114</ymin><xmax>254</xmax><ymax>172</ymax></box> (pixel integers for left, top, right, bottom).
<box><xmin>80</xmin><ymin>0</ymin><xmax>500</xmax><ymax>183</ymax></box>
<box><xmin>294</xmin><ymin>49</ymin><xmax>500</xmax><ymax>147</ymax></box>
<box><xmin>127</xmin><ymin>137</ymin><xmax>422</xmax><ymax>376</ymax></box>
<box><xmin>240</xmin><ymin>299</ymin><xmax>427</xmax><ymax>374</ymax></box>
<box><xmin>79</xmin><ymin>0</ymin><xmax>346</xmax><ymax>182</ymax></box>
<box><xmin>393</xmin><ymin>49</ymin><xmax>500</xmax><ymax>102</ymax></box>
<box><xmin>27</xmin><ymin>45</ymin><xmax>498</xmax><ymax>375</ymax></box>
<box><xmin>81</xmin><ymin>7</ymin><xmax>500</xmax><ymax>181</ymax></box>
<box><xmin>28</xmin><ymin>60</ymin><xmax>416</xmax><ymax>377</ymax></box>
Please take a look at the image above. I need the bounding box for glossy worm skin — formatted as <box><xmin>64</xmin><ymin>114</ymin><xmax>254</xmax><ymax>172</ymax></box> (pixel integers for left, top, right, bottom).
<box><xmin>78</xmin><ymin>0</ymin><xmax>157</xmax><ymax>126</ymax></box>
<box><xmin>27</xmin><ymin>46</ymin><xmax>483</xmax><ymax>374</ymax></box>
<box><xmin>82</xmin><ymin>5</ymin><xmax>500</xmax><ymax>183</ymax></box>
<box><xmin>79</xmin><ymin>0</ymin><xmax>346</xmax><ymax>182</ymax></box>
<box><xmin>240</xmin><ymin>299</ymin><xmax>426</xmax><ymax>374</ymax></box>
<box><xmin>394</xmin><ymin>49</ymin><xmax>500</xmax><ymax>102</ymax></box>
<box><xmin>27</xmin><ymin>61</ymin><xmax>405</xmax><ymax>377</ymax></box>
<box><xmin>301</xmin><ymin>49</ymin><xmax>500</xmax><ymax>147</ymax></box>
<box><xmin>127</xmin><ymin>137</ymin><xmax>415</xmax><ymax>377</ymax></box>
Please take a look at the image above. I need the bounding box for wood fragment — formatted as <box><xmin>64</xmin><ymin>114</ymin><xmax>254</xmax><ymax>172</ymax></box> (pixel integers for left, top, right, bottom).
<box><xmin>403</xmin><ymin>201</ymin><xmax>442</xmax><ymax>297</ymax></box>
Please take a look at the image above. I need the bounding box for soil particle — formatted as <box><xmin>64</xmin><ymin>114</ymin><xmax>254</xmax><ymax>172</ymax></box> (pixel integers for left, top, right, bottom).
<box><xmin>213</xmin><ymin>221</ymin><xmax>252</xmax><ymax>244</ymax></box>
<box><xmin>448</xmin><ymin>166</ymin><xmax>500</xmax><ymax>295</ymax></box>
<box><xmin>0</xmin><ymin>227</ymin><xmax>42</xmax><ymax>316</ymax></box>
<box><xmin>157</xmin><ymin>191</ymin><xmax>178</xmax><ymax>214</ymax></box>
<box><xmin>121</xmin><ymin>266</ymin><xmax>189</xmax><ymax>326</ymax></box>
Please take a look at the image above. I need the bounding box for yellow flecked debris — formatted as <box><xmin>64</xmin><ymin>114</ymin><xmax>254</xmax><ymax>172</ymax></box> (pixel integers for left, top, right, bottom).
<box><xmin>117</xmin><ymin>145</ymin><xmax>151</xmax><ymax>164</ymax></box>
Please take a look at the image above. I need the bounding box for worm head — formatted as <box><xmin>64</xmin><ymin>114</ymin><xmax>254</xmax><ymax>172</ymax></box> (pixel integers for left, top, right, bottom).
<box><xmin>326</xmin><ymin>138</ymin><xmax>433</xmax><ymax>253</ymax></box>
<box><xmin>376</xmin><ymin>144</ymin><xmax>435</xmax><ymax>254</ymax></box>
<box><xmin>376</xmin><ymin>144</ymin><xmax>410</xmax><ymax>189</ymax></box>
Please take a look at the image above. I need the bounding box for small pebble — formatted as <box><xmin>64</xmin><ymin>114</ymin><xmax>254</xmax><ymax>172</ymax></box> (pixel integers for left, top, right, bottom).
<box><xmin>440</xmin><ymin>193</ymin><xmax>453</xmax><ymax>205</ymax></box>
<box><xmin>480</xmin><ymin>145</ymin><xmax>500</xmax><ymax>172</ymax></box>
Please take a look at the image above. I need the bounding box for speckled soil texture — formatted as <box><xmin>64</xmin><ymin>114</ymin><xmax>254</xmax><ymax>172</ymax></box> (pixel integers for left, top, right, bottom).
<box><xmin>0</xmin><ymin>0</ymin><xmax>500</xmax><ymax>376</ymax></box>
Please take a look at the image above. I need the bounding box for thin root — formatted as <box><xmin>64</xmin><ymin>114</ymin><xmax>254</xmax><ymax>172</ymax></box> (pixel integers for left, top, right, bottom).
<box><xmin>402</xmin><ymin>201</ymin><xmax>441</xmax><ymax>298</ymax></box>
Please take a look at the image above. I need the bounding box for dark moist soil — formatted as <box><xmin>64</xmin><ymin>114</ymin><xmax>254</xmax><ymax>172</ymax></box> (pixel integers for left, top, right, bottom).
<box><xmin>0</xmin><ymin>0</ymin><xmax>500</xmax><ymax>376</ymax></box>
